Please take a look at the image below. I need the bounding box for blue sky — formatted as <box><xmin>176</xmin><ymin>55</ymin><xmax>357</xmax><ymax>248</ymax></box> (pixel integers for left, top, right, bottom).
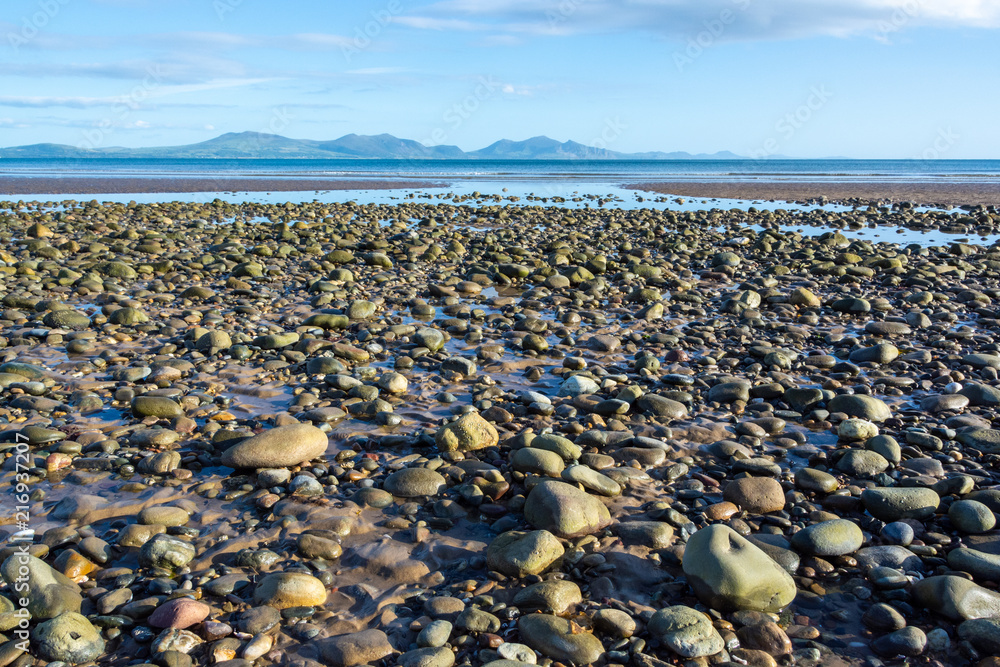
<box><xmin>1</xmin><ymin>0</ymin><xmax>998</xmax><ymax>157</ymax></box>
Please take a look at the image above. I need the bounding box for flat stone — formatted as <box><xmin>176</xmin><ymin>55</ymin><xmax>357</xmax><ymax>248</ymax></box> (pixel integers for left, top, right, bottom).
<box><xmin>862</xmin><ymin>487</ymin><xmax>940</xmax><ymax>522</ymax></box>
<box><xmin>253</xmin><ymin>573</ymin><xmax>327</xmax><ymax>609</ymax></box>
<box><xmin>221</xmin><ymin>423</ymin><xmax>329</xmax><ymax>468</ymax></box>
<box><xmin>319</xmin><ymin>629</ymin><xmax>395</xmax><ymax>667</ymax></box>
<box><xmin>384</xmin><ymin>468</ymin><xmax>447</xmax><ymax>497</ymax></box>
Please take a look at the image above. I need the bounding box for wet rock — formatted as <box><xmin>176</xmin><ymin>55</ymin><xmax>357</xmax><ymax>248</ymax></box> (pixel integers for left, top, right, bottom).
<box><xmin>253</xmin><ymin>572</ymin><xmax>328</xmax><ymax>609</ymax></box>
<box><xmin>319</xmin><ymin>629</ymin><xmax>395</xmax><ymax>667</ymax></box>
<box><xmin>648</xmin><ymin>606</ymin><xmax>724</xmax><ymax>658</ymax></box>
<box><xmin>221</xmin><ymin>423</ymin><xmax>328</xmax><ymax>468</ymax></box>
<box><xmin>0</xmin><ymin>555</ymin><xmax>81</xmax><ymax>619</ymax></box>
<box><xmin>486</xmin><ymin>531</ymin><xmax>565</xmax><ymax>577</ymax></box>
<box><xmin>436</xmin><ymin>412</ymin><xmax>499</xmax><ymax>452</ymax></box>
<box><xmin>682</xmin><ymin>524</ymin><xmax>797</xmax><ymax>612</ymax></box>
<box><xmin>861</xmin><ymin>487</ymin><xmax>940</xmax><ymax>521</ymax></box>
<box><xmin>913</xmin><ymin>575</ymin><xmax>1000</xmax><ymax>621</ymax></box>
<box><xmin>34</xmin><ymin>612</ymin><xmax>105</xmax><ymax>664</ymax></box>
<box><xmin>517</xmin><ymin>614</ymin><xmax>604</xmax><ymax>665</ymax></box>
<box><xmin>723</xmin><ymin>477</ymin><xmax>785</xmax><ymax>514</ymax></box>
<box><xmin>828</xmin><ymin>394</ymin><xmax>892</xmax><ymax>422</ymax></box>
<box><xmin>523</xmin><ymin>480</ymin><xmax>611</xmax><ymax>537</ymax></box>
<box><xmin>790</xmin><ymin>519</ymin><xmax>863</xmax><ymax>556</ymax></box>
<box><xmin>384</xmin><ymin>468</ymin><xmax>447</xmax><ymax>497</ymax></box>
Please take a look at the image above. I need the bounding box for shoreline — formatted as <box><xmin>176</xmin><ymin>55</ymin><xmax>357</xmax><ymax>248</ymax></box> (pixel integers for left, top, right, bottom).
<box><xmin>626</xmin><ymin>180</ymin><xmax>1000</xmax><ymax>207</ymax></box>
<box><xmin>0</xmin><ymin>176</ymin><xmax>443</xmax><ymax>195</ymax></box>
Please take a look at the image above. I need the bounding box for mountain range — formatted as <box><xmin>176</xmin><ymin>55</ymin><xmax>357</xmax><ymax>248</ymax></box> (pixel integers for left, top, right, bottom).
<box><xmin>0</xmin><ymin>132</ymin><xmax>746</xmax><ymax>160</ymax></box>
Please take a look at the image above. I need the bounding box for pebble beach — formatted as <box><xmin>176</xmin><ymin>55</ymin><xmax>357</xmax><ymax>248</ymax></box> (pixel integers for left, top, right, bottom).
<box><xmin>3</xmin><ymin>188</ymin><xmax>1000</xmax><ymax>667</ymax></box>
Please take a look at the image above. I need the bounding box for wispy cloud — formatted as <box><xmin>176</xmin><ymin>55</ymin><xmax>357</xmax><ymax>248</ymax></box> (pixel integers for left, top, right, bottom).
<box><xmin>399</xmin><ymin>0</ymin><xmax>1000</xmax><ymax>41</ymax></box>
<box><xmin>0</xmin><ymin>78</ymin><xmax>276</xmax><ymax>109</ymax></box>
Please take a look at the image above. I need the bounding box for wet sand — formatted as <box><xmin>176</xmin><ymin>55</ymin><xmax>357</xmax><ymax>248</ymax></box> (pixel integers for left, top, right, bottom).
<box><xmin>0</xmin><ymin>177</ymin><xmax>442</xmax><ymax>195</ymax></box>
<box><xmin>627</xmin><ymin>180</ymin><xmax>1000</xmax><ymax>207</ymax></box>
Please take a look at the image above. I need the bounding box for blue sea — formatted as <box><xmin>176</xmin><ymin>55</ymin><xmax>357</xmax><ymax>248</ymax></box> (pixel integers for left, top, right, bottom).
<box><xmin>3</xmin><ymin>157</ymin><xmax>1000</xmax><ymax>183</ymax></box>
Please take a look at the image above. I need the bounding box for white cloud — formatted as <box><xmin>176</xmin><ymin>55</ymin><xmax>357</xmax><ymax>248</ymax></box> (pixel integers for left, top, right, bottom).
<box><xmin>399</xmin><ymin>0</ymin><xmax>1000</xmax><ymax>41</ymax></box>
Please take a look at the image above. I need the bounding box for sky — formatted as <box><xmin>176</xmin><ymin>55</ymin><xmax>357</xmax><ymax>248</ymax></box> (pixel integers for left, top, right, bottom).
<box><xmin>1</xmin><ymin>0</ymin><xmax>998</xmax><ymax>158</ymax></box>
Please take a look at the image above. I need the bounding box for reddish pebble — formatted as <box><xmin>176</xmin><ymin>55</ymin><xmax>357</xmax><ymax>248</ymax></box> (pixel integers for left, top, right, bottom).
<box><xmin>148</xmin><ymin>598</ymin><xmax>211</xmax><ymax>629</ymax></box>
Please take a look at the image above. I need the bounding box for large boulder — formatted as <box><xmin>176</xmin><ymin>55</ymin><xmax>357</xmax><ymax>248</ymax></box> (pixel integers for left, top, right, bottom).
<box><xmin>682</xmin><ymin>524</ymin><xmax>797</xmax><ymax>612</ymax></box>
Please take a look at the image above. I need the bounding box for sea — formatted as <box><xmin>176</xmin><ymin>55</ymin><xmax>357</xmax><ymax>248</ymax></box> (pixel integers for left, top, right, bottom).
<box><xmin>3</xmin><ymin>157</ymin><xmax>1000</xmax><ymax>183</ymax></box>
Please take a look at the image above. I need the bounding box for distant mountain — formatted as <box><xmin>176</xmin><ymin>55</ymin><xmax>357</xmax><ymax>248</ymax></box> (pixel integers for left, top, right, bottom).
<box><xmin>0</xmin><ymin>132</ymin><xmax>747</xmax><ymax>160</ymax></box>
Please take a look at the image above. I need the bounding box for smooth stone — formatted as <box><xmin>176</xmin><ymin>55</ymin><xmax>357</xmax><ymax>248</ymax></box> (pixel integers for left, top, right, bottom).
<box><xmin>794</xmin><ymin>468</ymin><xmax>839</xmax><ymax>494</ymax></box>
<box><xmin>836</xmin><ymin>449</ymin><xmax>890</xmax><ymax>477</ymax></box>
<box><xmin>417</xmin><ymin>620</ymin><xmax>453</xmax><ymax>648</ymax></box>
<box><xmin>512</xmin><ymin>448</ymin><xmax>565</xmax><ymax>477</ymax></box>
<box><xmin>723</xmin><ymin>477</ymin><xmax>785</xmax><ymax>514</ymax></box>
<box><xmin>862</xmin><ymin>487</ymin><xmax>940</xmax><ymax>521</ymax></box>
<box><xmin>872</xmin><ymin>626</ymin><xmax>926</xmax><ymax>657</ymax></box>
<box><xmin>913</xmin><ymin>575</ymin><xmax>1000</xmax><ymax>621</ymax></box>
<box><xmin>34</xmin><ymin>612</ymin><xmax>105</xmax><ymax>664</ymax></box>
<box><xmin>319</xmin><ymin>629</ymin><xmax>395</xmax><ymax>667</ymax></box>
<box><xmin>949</xmin><ymin>500</ymin><xmax>997</xmax><ymax>533</ymax></box>
<box><xmin>397</xmin><ymin>647</ymin><xmax>455</xmax><ymax>667</ymax></box>
<box><xmin>790</xmin><ymin>519</ymin><xmax>863</xmax><ymax>556</ymax></box>
<box><xmin>827</xmin><ymin>394</ymin><xmax>892</xmax><ymax>422</ymax></box>
<box><xmin>132</xmin><ymin>396</ymin><xmax>183</xmax><ymax>418</ymax></box>
<box><xmin>592</xmin><ymin>609</ymin><xmax>635</xmax><ymax>639</ymax></box>
<box><xmin>0</xmin><ymin>555</ymin><xmax>81</xmax><ymax>619</ymax></box>
<box><xmin>517</xmin><ymin>614</ymin><xmax>604</xmax><ymax>665</ymax></box>
<box><xmin>523</xmin><ymin>480</ymin><xmax>611</xmax><ymax>538</ymax></box>
<box><xmin>682</xmin><ymin>524</ymin><xmax>797</xmax><ymax>612</ymax></box>
<box><xmin>435</xmin><ymin>412</ymin><xmax>499</xmax><ymax>452</ymax></box>
<box><xmin>648</xmin><ymin>605</ymin><xmax>724</xmax><ymax>658</ymax></box>
<box><xmin>959</xmin><ymin>617</ymin><xmax>1000</xmax><ymax>654</ymax></box>
<box><xmin>949</xmin><ymin>549</ymin><xmax>1000</xmax><ymax>581</ymax></box>
<box><xmin>613</xmin><ymin>521</ymin><xmax>674</xmax><ymax>549</ymax></box>
<box><xmin>559</xmin><ymin>375</ymin><xmax>600</xmax><ymax>397</ymax></box>
<box><xmin>486</xmin><ymin>530</ymin><xmax>565</xmax><ymax>577</ymax></box>
<box><xmin>513</xmin><ymin>581</ymin><xmax>582</xmax><ymax>614</ymax></box>
<box><xmin>148</xmin><ymin>598</ymin><xmax>211</xmax><ymax>629</ymax></box>
<box><xmin>384</xmin><ymin>468</ymin><xmax>447</xmax><ymax>497</ymax></box>
<box><xmin>636</xmin><ymin>393</ymin><xmax>689</xmax><ymax>419</ymax></box>
<box><xmin>139</xmin><ymin>534</ymin><xmax>196</xmax><ymax>570</ymax></box>
<box><xmin>253</xmin><ymin>573</ymin><xmax>327</xmax><ymax>609</ymax></box>
<box><xmin>561</xmin><ymin>465</ymin><xmax>621</xmax><ymax>497</ymax></box>
<box><xmin>221</xmin><ymin>423</ymin><xmax>329</xmax><ymax>468</ymax></box>
<box><xmin>137</xmin><ymin>506</ymin><xmax>189</xmax><ymax>527</ymax></box>
<box><xmin>957</xmin><ymin>428</ymin><xmax>1000</xmax><ymax>453</ymax></box>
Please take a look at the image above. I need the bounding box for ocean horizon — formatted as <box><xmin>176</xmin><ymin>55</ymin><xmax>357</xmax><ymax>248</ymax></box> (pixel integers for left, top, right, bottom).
<box><xmin>3</xmin><ymin>157</ymin><xmax>1000</xmax><ymax>183</ymax></box>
